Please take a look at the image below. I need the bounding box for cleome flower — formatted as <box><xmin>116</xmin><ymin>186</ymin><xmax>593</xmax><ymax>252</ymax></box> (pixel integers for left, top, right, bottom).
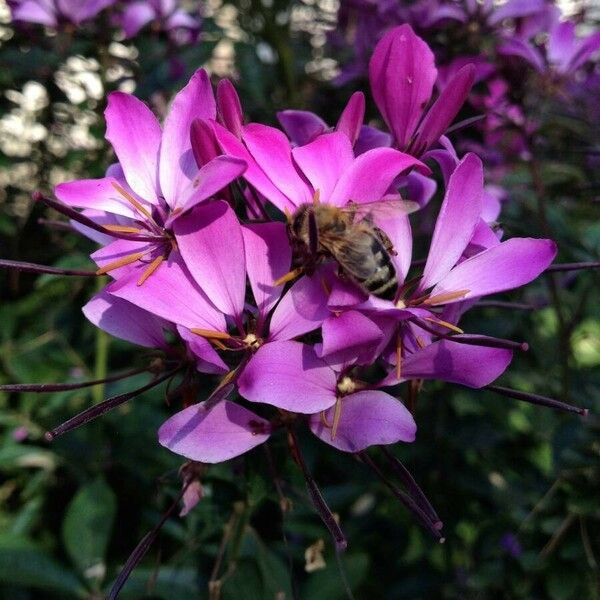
<box><xmin>53</xmin><ymin>69</ymin><xmax>246</xmax><ymax>287</ymax></box>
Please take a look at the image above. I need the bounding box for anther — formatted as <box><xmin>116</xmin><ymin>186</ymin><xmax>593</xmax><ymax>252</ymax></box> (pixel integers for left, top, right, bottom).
<box><xmin>110</xmin><ymin>181</ymin><xmax>155</xmax><ymax>223</ymax></box>
<box><xmin>190</xmin><ymin>328</ymin><xmax>231</xmax><ymax>340</ymax></box>
<box><xmin>274</xmin><ymin>267</ymin><xmax>304</xmax><ymax>287</ymax></box>
<box><xmin>136</xmin><ymin>254</ymin><xmax>165</xmax><ymax>285</ymax></box>
<box><xmin>422</xmin><ymin>289</ymin><xmax>470</xmax><ymax>305</ymax></box>
<box><xmin>95</xmin><ymin>250</ymin><xmax>148</xmax><ymax>275</ymax></box>
<box><xmin>423</xmin><ymin>317</ymin><xmax>464</xmax><ymax>334</ymax></box>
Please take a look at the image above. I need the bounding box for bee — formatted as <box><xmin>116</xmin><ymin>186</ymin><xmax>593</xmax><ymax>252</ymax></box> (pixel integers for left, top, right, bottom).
<box><xmin>286</xmin><ymin>198</ymin><xmax>417</xmax><ymax>300</ymax></box>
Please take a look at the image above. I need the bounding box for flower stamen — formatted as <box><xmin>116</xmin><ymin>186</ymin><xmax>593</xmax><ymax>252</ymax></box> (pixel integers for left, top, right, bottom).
<box><xmin>423</xmin><ymin>289</ymin><xmax>470</xmax><ymax>305</ymax></box>
<box><xmin>190</xmin><ymin>328</ymin><xmax>231</xmax><ymax>340</ymax></box>
<box><xmin>111</xmin><ymin>181</ymin><xmax>156</xmax><ymax>224</ymax></box>
<box><xmin>95</xmin><ymin>250</ymin><xmax>149</xmax><ymax>275</ymax></box>
<box><xmin>136</xmin><ymin>254</ymin><xmax>165</xmax><ymax>286</ymax></box>
<box><xmin>331</xmin><ymin>397</ymin><xmax>343</xmax><ymax>440</ymax></box>
<box><xmin>423</xmin><ymin>317</ymin><xmax>464</xmax><ymax>334</ymax></box>
<box><xmin>274</xmin><ymin>267</ymin><xmax>304</xmax><ymax>286</ymax></box>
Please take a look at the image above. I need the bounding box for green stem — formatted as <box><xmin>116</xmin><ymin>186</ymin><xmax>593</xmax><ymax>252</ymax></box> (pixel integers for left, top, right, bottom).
<box><xmin>92</xmin><ymin>276</ymin><xmax>110</xmax><ymax>404</ymax></box>
<box><xmin>528</xmin><ymin>157</ymin><xmax>571</xmax><ymax>400</ymax></box>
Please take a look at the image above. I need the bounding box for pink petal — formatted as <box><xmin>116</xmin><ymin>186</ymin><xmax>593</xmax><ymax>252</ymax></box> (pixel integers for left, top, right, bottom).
<box><xmin>277</xmin><ymin>110</ymin><xmax>328</xmax><ymax>146</ymax></box>
<box><xmin>214</xmin><ymin>121</ymin><xmax>295</xmax><ymax>213</ymax></box>
<box><xmin>420</xmin><ymin>153</ymin><xmax>483</xmax><ymax>290</ymax></box>
<box><xmin>317</xmin><ymin>311</ymin><xmax>383</xmax><ymax>367</ymax></box>
<box><xmin>119</xmin><ymin>2</ymin><xmax>155</xmax><ymax>37</ymax></box>
<box><xmin>329</xmin><ymin>148</ymin><xmax>429</xmax><ymax>207</ymax></box>
<box><xmin>172</xmin><ymin>155</ymin><xmax>247</xmax><ymax>218</ymax></box>
<box><xmin>336</xmin><ymin>91</ymin><xmax>365</xmax><ymax>145</ymax></box>
<box><xmin>173</xmin><ymin>201</ymin><xmax>246</xmax><ymax>319</ymax></box>
<box><xmin>105</xmin><ymin>93</ymin><xmax>161</xmax><ymax>201</ymax></box>
<box><xmin>242</xmin><ymin>222</ymin><xmax>291</xmax><ymax>320</ymax></box>
<box><xmin>242</xmin><ymin>123</ymin><xmax>313</xmax><ymax>207</ymax></box>
<box><xmin>190</xmin><ymin>118</ymin><xmax>221</xmax><ymax>167</ymax></box>
<box><xmin>216</xmin><ymin>79</ymin><xmax>243</xmax><ymax>139</ymax></box>
<box><xmin>55</xmin><ymin>177</ymin><xmax>151</xmax><ymax>219</ymax></box>
<box><xmin>159</xmin><ymin>69</ymin><xmax>216</xmax><ymax>208</ymax></box>
<box><xmin>292</xmin><ymin>132</ymin><xmax>354</xmax><ymax>203</ymax></box>
<box><xmin>401</xmin><ymin>339</ymin><xmax>513</xmax><ymax>387</ymax></box>
<box><xmin>109</xmin><ymin>253</ymin><xmax>226</xmax><ymax>332</ymax></box>
<box><xmin>309</xmin><ymin>390</ymin><xmax>416</xmax><ymax>452</ymax></box>
<box><xmin>83</xmin><ymin>289</ymin><xmax>169</xmax><ymax>348</ymax></box>
<box><xmin>159</xmin><ymin>400</ymin><xmax>270</xmax><ymax>463</ymax></box>
<box><xmin>413</xmin><ymin>64</ymin><xmax>475</xmax><ymax>155</ymax></box>
<box><xmin>431</xmin><ymin>238</ymin><xmax>558</xmax><ymax>302</ymax></box>
<box><xmin>238</xmin><ymin>341</ymin><xmax>336</xmax><ymax>413</ymax></box>
<box><xmin>10</xmin><ymin>0</ymin><xmax>57</xmax><ymax>26</ymax></box>
<box><xmin>269</xmin><ymin>274</ymin><xmax>330</xmax><ymax>341</ymax></box>
<box><xmin>177</xmin><ymin>326</ymin><xmax>228</xmax><ymax>375</ymax></box>
<box><xmin>498</xmin><ymin>38</ymin><xmax>545</xmax><ymax>73</ymax></box>
<box><xmin>369</xmin><ymin>24</ymin><xmax>437</xmax><ymax>148</ymax></box>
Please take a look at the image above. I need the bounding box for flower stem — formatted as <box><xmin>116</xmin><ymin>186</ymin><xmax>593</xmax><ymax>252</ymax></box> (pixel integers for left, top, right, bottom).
<box><xmin>93</xmin><ymin>276</ymin><xmax>110</xmax><ymax>404</ymax></box>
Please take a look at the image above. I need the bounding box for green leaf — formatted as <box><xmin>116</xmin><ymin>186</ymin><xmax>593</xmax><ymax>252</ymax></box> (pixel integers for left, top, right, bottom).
<box><xmin>61</xmin><ymin>478</ymin><xmax>117</xmax><ymax>583</ymax></box>
<box><xmin>0</xmin><ymin>534</ymin><xmax>85</xmax><ymax>597</ymax></box>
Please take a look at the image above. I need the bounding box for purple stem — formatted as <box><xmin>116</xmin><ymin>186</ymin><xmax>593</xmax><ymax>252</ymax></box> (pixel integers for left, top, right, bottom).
<box><xmin>380</xmin><ymin>447</ymin><xmax>442</xmax><ymax>529</ymax></box>
<box><xmin>546</xmin><ymin>262</ymin><xmax>600</xmax><ymax>273</ymax></box>
<box><xmin>0</xmin><ymin>258</ymin><xmax>97</xmax><ymax>277</ymax></box>
<box><xmin>0</xmin><ymin>366</ymin><xmax>149</xmax><ymax>393</ymax></box>
<box><xmin>485</xmin><ymin>385</ymin><xmax>588</xmax><ymax>416</ymax></box>
<box><xmin>288</xmin><ymin>429</ymin><xmax>347</xmax><ymax>552</ymax></box>
<box><xmin>45</xmin><ymin>368</ymin><xmax>180</xmax><ymax>440</ymax></box>
<box><xmin>359</xmin><ymin>452</ymin><xmax>445</xmax><ymax>542</ymax></box>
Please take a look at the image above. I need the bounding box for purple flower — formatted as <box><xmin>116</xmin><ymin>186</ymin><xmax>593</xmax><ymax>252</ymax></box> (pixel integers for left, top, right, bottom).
<box><xmin>54</xmin><ymin>69</ymin><xmax>246</xmax><ymax>286</ymax></box>
<box><xmin>369</xmin><ymin>24</ymin><xmax>475</xmax><ymax>156</ymax></box>
<box><xmin>119</xmin><ymin>0</ymin><xmax>200</xmax><ymax>42</ymax></box>
<box><xmin>8</xmin><ymin>0</ymin><xmax>116</xmax><ymax>26</ymax></box>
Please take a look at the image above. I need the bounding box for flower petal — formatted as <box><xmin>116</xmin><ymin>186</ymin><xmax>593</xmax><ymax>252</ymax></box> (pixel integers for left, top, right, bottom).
<box><xmin>173</xmin><ymin>155</ymin><xmax>247</xmax><ymax>218</ymax></box>
<box><xmin>277</xmin><ymin>109</ymin><xmax>328</xmax><ymax>146</ymax></box>
<box><xmin>412</xmin><ymin>64</ymin><xmax>475</xmax><ymax>155</ymax></box>
<box><xmin>431</xmin><ymin>238</ymin><xmax>557</xmax><ymax>302</ymax></box>
<box><xmin>159</xmin><ymin>69</ymin><xmax>216</xmax><ymax>208</ymax></box>
<box><xmin>238</xmin><ymin>341</ymin><xmax>336</xmax><ymax>413</ymax></box>
<box><xmin>159</xmin><ymin>400</ymin><xmax>270</xmax><ymax>463</ymax></box>
<box><xmin>317</xmin><ymin>311</ymin><xmax>383</xmax><ymax>367</ymax></box>
<box><xmin>329</xmin><ymin>147</ymin><xmax>429</xmax><ymax>207</ymax></box>
<box><xmin>83</xmin><ymin>289</ymin><xmax>169</xmax><ymax>348</ymax></box>
<box><xmin>292</xmin><ymin>132</ymin><xmax>354</xmax><ymax>203</ymax></box>
<box><xmin>216</xmin><ymin>79</ymin><xmax>243</xmax><ymax>138</ymax></box>
<box><xmin>420</xmin><ymin>153</ymin><xmax>483</xmax><ymax>290</ymax></box>
<box><xmin>400</xmin><ymin>339</ymin><xmax>513</xmax><ymax>387</ymax></box>
<box><xmin>242</xmin><ymin>222</ymin><xmax>291</xmax><ymax>321</ymax></box>
<box><xmin>269</xmin><ymin>274</ymin><xmax>330</xmax><ymax>341</ymax></box>
<box><xmin>55</xmin><ymin>177</ymin><xmax>150</xmax><ymax>219</ymax></box>
<box><xmin>177</xmin><ymin>326</ymin><xmax>228</xmax><ymax>375</ymax></box>
<box><xmin>105</xmin><ymin>92</ymin><xmax>161</xmax><ymax>201</ymax></box>
<box><xmin>369</xmin><ymin>24</ymin><xmax>437</xmax><ymax>148</ymax></box>
<box><xmin>336</xmin><ymin>91</ymin><xmax>365</xmax><ymax>145</ymax></box>
<box><xmin>109</xmin><ymin>252</ymin><xmax>226</xmax><ymax>332</ymax></box>
<box><xmin>242</xmin><ymin>123</ymin><xmax>313</xmax><ymax>206</ymax></box>
<box><xmin>173</xmin><ymin>201</ymin><xmax>246</xmax><ymax>319</ymax></box>
<box><xmin>309</xmin><ymin>390</ymin><xmax>416</xmax><ymax>452</ymax></box>
<box><xmin>214</xmin><ymin>122</ymin><xmax>295</xmax><ymax>213</ymax></box>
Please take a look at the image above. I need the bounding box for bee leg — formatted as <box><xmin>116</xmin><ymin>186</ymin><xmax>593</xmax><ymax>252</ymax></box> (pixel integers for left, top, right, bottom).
<box><xmin>374</xmin><ymin>226</ymin><xmax>397</xmax><ymax>256</ymax></box>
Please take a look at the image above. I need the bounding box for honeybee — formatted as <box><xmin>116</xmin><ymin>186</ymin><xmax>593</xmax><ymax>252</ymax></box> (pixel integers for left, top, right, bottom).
<box><xmin>287</xmin><ymin>198</ymin><xmax>417</xmax><ymax>300</ymax></box>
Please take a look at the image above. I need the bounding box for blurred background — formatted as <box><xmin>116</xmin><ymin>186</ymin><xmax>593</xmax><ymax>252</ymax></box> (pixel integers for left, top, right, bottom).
<box><xmin>0</xmin><ymin>0</ymin><xmax>599</xmax><ymax>598</ymax></box>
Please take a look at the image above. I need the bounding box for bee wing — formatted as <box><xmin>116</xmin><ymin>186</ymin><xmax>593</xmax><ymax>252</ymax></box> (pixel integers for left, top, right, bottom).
<box><xmin>346</xmin><ymin>197</ymin><xmax>420</xmax><ymax>223</ymax></box>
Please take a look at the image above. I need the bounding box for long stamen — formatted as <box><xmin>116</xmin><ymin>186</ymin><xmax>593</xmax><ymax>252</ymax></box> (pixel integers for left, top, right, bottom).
<box><xmin>0</xmin><ymin>258</ymin><xmax>97</xmax><ymax>277</ymax></box>
<box><xmin>45</xmin><ymin>368</ymin><xmax>179</xmax><ymax>440</ymax></box>
<box><xmin>380</xmin><ymin>447</ymin><xmax>442</xmax><ymax>529</ymax></box>
<box><xmin>331</xmin><ymin>397</ymin><xmax>343</xmax><ymax>440</ymax></box>
<box><xmin>95</xmin><ymin>250</ymin><xmax>149</xmax><ymax>275</ymax></box>
<box><xmin>288</xmin><ymin>429</ymin><xmax>347</xmax><ymax>551</ymax></box>
<box><xmin>359</xmin><ymin>452</ymin><xmax>444</xmax><ymax>542</ymax></box>
<box><xmin>485</xmin><ymin>385</ymin><xmax>588</xmax><ymax>416</ymax></box>
<box><xmin>190</xmin><ymin>328</ymin><xmax>231</xmax><ymax>341</ymax></box>
<box><xmin>422</xmin><ymin>289</ymin><xmax>470</xmax><ymax>306</ymax></box>
<box><xmin>423</xmin><ymin>317</ymin><xmax>464</xmax><ymax>334</ymax></box>
<box><xmin>136</xmin><ymin>254</ymin><xmax>165</xmax><ymax>286</ymax></box>
<box><xmin>396</xmin><ymin>333</ymin><xmax>403</xmax><ymax>381</ymax></box>
<box><xmin>33</xmin><ymin>192</ymin><xmax>164</xmax><ymax>242</ymax></box>
<box><xmin>103</xmin><ymin>225</ymin><xmax>147</xmax><ymax>235</ymax></box>
<box><xmin>313</xmin><ymin>189</ymin><xmax>321</xmax><ymax>205</ymax></box>
<box><xmin>274</xmin><ymin>267</ymin><xmax>304</xmax><ymax>287</ymax></box>
<box><xmin>0</xmin><ymin>366</ymin><xmax>149</xmax><ymax>393</ymax></box>
<box><xmin>110</xmin><ymin>181</ymin><xmax>155</xmax><ymax>223</ymax></box>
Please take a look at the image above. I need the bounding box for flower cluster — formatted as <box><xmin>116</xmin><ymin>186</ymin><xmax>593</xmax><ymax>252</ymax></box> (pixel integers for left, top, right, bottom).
<box><xmin>2</xmin><ymin>22</ymin><xmax>589</xmax><ymax>570</ymax></box>
<box><xmin>45</xmin><ymin>30</ymin><xmax>571</xmax><ymax>461</ymax></box>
